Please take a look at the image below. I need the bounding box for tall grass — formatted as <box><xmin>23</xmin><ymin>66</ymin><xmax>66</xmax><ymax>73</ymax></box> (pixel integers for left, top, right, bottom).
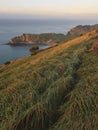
<box><xmin>0</xmin><ymin>30</ymin><xmax>98</xmax><ymax>130</ymax></box>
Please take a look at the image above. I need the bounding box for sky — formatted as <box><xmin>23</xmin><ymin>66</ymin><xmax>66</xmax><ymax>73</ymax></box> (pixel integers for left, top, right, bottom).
<box><xmin>0</xmin><ymin>0</ymin><xmax>98</xmax><ymax>19</ymax></box>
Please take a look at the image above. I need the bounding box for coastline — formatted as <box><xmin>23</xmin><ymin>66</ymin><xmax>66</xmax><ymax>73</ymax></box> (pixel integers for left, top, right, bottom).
<box><xmin>1</xmin><ymin>23</ymin><xmax>98</xmax><ymax>65</ymax></box>
<box><xmin>0</xmin><ymin>43</ymin><xmax>52</xmax><ymax>65</ymax></box>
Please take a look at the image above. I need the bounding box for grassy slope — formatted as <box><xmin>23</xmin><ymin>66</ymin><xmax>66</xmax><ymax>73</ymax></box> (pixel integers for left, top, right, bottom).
<box><xmin>0</xmin><ymin>29</ymin><xmax>98</xmax><ymax>130</ymax></box>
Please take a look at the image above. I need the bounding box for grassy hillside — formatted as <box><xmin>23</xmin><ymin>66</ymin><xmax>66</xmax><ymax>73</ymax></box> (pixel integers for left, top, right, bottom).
<box><xmin>0</xmin><ymin>29</ymin><xmax>98</xmax><ymax>130</ymax></box>
<box><xmin>66</xmin><ymin>24</ymin><xmax>98</xmax><ymax>37</ymax></box>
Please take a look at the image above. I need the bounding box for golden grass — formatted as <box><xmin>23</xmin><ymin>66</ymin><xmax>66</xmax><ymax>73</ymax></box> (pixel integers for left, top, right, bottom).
<box><xmin>0</xmin><ymin>29</ymin><xmax>98</xmax><ymax>130</ymax></box>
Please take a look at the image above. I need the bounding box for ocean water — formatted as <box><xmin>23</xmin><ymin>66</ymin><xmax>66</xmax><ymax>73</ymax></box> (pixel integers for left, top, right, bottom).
<box><xmin>0</xmin><ymin>19</ymin><xmax>97</xmax><ymax>65</ymax></box>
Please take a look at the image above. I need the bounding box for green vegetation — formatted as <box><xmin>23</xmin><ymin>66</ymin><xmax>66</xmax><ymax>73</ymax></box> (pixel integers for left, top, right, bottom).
<box><xmin>9</xmin><ymin>33</ymin><xmax>66</xmax><ymax>45</ymax></box>
<box><xmin>29</xmin><ymin>45</ymin><xmax>39</xmax><ymax>55</ymax></box>
<box><xmin>4</xmin><ymin>61</ymin><xmax>11</xmax><ymax>65</ymax></box>
<box><xmin>66</xmin><ymin>24</ymin><xmax>98</xmax><ymax>38</ymax></box>
<box><xmin>0</xmin><ymin>29</ymin><xmax>98</xmax><ymax>130</ymax></box>
<box><xmin>37</xmin><ymin>33</ymin><xmax>66</xmax><ymax>43</ymax></box>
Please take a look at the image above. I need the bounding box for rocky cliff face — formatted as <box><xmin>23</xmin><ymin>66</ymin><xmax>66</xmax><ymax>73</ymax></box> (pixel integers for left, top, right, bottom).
<box><xmin>9</xmin><ymin>33</ymin><xmax>66</xmax><ymax>45</ymax></box>
<box><xmin>67</xmin><ymin>24</ymin><xmax>98</xmax><ymax>36</ymax></box>
<box><xmin>8</xmin><ymin>24</ymin><xmax>98</xmax><ymax>46</ymax></box>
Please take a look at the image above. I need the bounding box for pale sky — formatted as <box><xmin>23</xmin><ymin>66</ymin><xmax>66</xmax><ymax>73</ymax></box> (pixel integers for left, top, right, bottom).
<box><xmin>0</xmin><ymin>0</ymin><xmax>98</xmax><ymax>19</ymax></box>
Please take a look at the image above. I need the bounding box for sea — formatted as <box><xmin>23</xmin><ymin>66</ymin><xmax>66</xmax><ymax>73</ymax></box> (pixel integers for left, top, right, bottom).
<box><xmin>0</xmin><ymin>18</ymin><xmax>97</xmax><ymax>65</ymax></box>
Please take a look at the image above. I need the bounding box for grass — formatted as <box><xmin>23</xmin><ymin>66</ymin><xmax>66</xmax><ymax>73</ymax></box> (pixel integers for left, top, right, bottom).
<box><xmin>50</xmin><ymin>50</ymin><xmax>98</xmax><ymax>130</ymax></box>
<box><xmin>0</xmin><ymin>29</ymin><xmax>98</xmax><ymax>130</ymax></box>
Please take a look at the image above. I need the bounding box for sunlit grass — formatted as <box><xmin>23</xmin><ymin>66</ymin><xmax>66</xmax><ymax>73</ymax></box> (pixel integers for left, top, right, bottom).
<box><xmin>0</xmin><ymin>29</ymin><xmax>98</xmax><ymax>130</ymax></box>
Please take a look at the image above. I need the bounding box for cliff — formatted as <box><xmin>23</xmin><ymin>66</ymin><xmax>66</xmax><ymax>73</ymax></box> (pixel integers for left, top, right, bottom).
<box><xmin>67</xmin><ymin>24</ymin><xmax>98</xmax><ymax>37</ymax></box>
<box><xmin>9</xmin><ymin>33</ymin><xmax>66</xmax><ymax>45</ymax></box>
<box><xmin>8</xmin><ymin>24</ymin><xmax>98</xmax><ymax>46</ymax></box>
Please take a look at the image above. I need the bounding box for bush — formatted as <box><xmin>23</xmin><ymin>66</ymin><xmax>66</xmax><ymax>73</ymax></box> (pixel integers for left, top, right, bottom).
<box><xmin>90</xmin><ymin>43</ymin><xmax>98</xmax><ymax>54</ymax></box>
<box><xmin>29</xmin><ymin>45</ymin><xmax>39</xmax><ymax>55</ymax></box>
<box><xmin>4</xmin><ymin>61</ymin><xmax>11</xmax><ymax>65</ymax></box>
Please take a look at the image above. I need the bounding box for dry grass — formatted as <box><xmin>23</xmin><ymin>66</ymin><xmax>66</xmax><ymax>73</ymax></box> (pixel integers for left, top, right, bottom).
<box><xmin>0</xmin><ymin>29</ymin><xmax>98</xmax><ymax>130</ymax></box>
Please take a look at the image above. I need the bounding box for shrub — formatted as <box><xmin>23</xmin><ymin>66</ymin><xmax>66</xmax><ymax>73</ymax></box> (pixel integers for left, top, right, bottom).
<box><xmin>90</xmin><ymin>43</ymin><xmax>98</xmax><ymax>54</ymax></box>
<box><xmin>29</xmin><ymin>45</ymin><xmax>39</xmax><ymax>54</ymax></box>
<box><xmin>4</xmin><ymin>61</ymin><xmax>11</xmax><ymax>65</ymax></box>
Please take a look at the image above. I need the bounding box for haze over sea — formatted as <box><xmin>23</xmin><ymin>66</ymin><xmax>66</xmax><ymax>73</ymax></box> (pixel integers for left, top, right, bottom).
<box><xmin>0</xmin><ymin>18</ymin><xmax>97</xmax><ymax>65</ymax></box>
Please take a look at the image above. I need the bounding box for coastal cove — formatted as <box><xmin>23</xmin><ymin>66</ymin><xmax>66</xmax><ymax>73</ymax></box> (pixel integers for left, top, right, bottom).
<box><xmin>0</xmin><ymin>44</ymin><xmax>50</xmax><ymax>65</ymax></box>
<box><xmin>1</xmin><ymin>0</ymin><xmax>98</xmax><ymax>129</ymax></box>
<box><xmin>0</xmin><ymin>19</ymin><xmax>98</xmax><ymax>65</ymax></box>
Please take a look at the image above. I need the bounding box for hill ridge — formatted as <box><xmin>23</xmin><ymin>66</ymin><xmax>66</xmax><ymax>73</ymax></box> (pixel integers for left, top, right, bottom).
<box><xmin>0</xmin><ymin>29</ymin><xmax>98</xmax><ymax>130</ymax></box>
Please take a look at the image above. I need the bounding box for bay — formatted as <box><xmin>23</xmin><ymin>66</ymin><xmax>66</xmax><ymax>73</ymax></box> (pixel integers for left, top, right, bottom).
<box><xmin>0</xmin><ymin>19</ymin><xmax>97</xmax><ymax>65</ymax></box>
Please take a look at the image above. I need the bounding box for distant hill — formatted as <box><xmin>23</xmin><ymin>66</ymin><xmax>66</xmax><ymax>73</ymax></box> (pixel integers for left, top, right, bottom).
<box><xmin>0</xmin><ymin>28</ymin><xmax>98</xmax><ymax>130</ymax></box>
<box><xmin>8</xmin><ymin>24</ymin><xmax>98</xmax><ymax>46</ymax></box>
<box><xmin>67</xmin><ymin>24</ymin><xmax>98</xmax><ymax>37</ymax></box>
<box><xmin>8</xmin><ymin>33</ymin><xmax>66</xmax><ymax>45</ymax></box>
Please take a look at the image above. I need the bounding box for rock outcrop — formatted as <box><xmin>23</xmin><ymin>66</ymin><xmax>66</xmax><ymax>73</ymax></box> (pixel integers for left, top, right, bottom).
<box><xmin>8</xmin><ymin>24</ymin><xmax>98</xmax><ymax>46</ymax></box>
<box><xmin>8</xmin><ymin>33</ymin><xmax>66</xmax><ymax>45</ymax></box>
<box><xmin>67</xmin><ymin>24</ymin><xmax>98</xmax><ymax>37</ymax></box>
